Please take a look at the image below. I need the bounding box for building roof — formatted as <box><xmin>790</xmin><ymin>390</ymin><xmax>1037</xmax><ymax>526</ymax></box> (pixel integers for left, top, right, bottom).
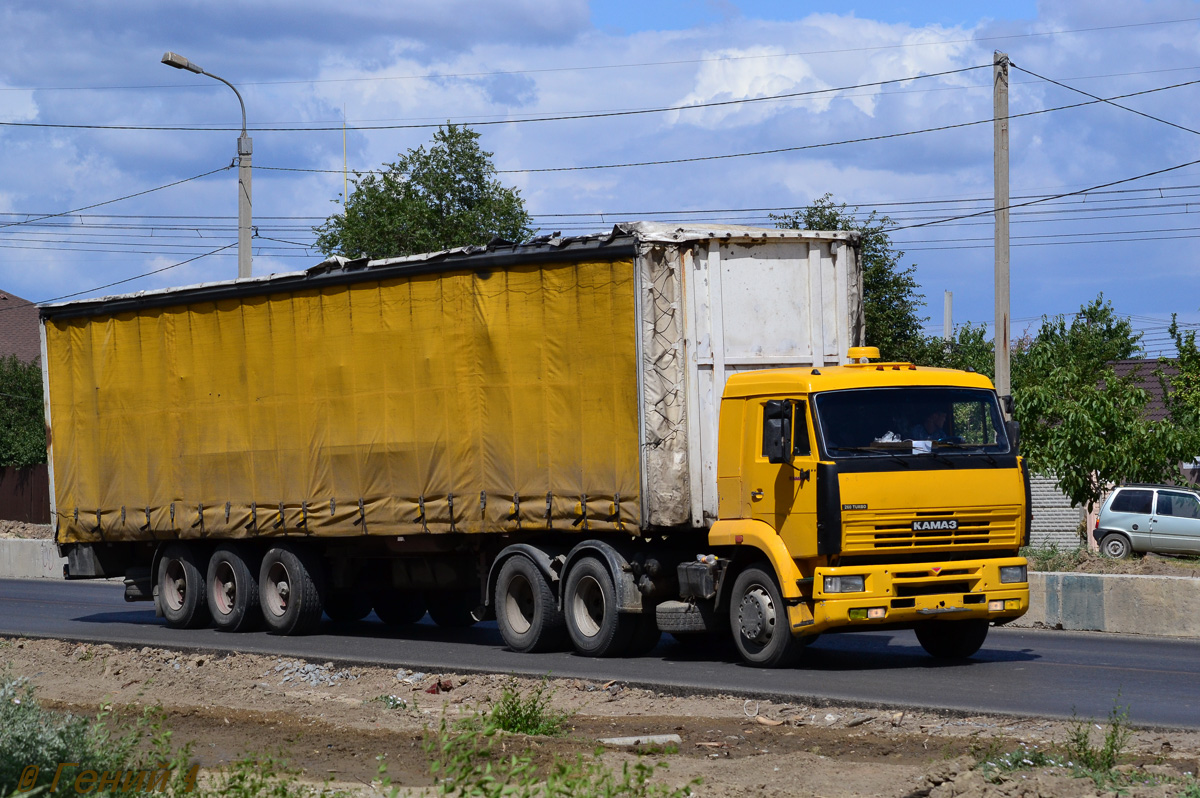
<box><xmin>0</xmin><ymin>290</ymin><xmax>40</xmax><ymax>363</ymax></box>
<box><xmin>1110</xmin><ymin>358</ymin><xmax>1177</xmax><ymax>422</ymax></box>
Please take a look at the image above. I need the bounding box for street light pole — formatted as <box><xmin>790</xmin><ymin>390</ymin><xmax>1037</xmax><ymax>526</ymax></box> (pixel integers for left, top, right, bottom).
<box><xmin>161</xmin><ymin>52</ymin><xmax>253</xmax><ymax>279</ymax></box>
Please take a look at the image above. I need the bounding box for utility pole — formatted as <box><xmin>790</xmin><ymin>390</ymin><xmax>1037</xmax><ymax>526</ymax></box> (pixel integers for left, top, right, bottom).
<box><xmin>943</xmin><ymin>291</ymin><xmax>953</xmax><ymax>341</ymax></box>
<box><xmin>993</xmin><ymin>51</ymin><xmax>1011</xmax><ymax>411</ymax></box>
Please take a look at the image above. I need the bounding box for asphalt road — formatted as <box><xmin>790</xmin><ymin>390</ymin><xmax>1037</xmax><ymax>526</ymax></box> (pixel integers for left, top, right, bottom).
<box><xmin>2</xmin><ymin>578</ymin><xmax>1197</xmax><ymax>729</ymax></box>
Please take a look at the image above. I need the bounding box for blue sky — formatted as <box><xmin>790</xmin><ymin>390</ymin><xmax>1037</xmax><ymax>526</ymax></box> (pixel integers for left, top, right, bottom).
<box><xmin>2</xmin><ymin>1</ymin><xmax>1199</xmax><ymax>355</ymax></box>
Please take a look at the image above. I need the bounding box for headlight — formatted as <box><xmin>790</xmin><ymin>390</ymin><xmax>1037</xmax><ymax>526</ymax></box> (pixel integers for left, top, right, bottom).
<box><xmin>999</xmin><ymin>565</ymin><xmax>1027</xmax><ymax>583</ymax></box>
<box><xmin>823</xmin><ymin>575</ymin><xmax>865</xmax><ymax>593</ymax></box>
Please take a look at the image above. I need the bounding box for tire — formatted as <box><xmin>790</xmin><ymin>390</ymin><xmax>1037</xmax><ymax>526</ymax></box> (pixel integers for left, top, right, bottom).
<box><xmin>156</xmin><ymin>543</ymin><xmax>210</xmax><ymax>629</ymax></box>
<box><xmin>1100</xmin><ymin>533</ymin><xmax>1132</xmax><ymax>559</ymax></box>
<box><xmin>324</xmin><ymin>589</ymin><xmax>373</xmax><ymax>623</ymax></box>
<box><xmin>563</xmin><ymin>556</ymin><xmax>636</xmax><ymax>657</ymax></box>
<box><xmin>426</xmin><ymin>590</ymin><xmax>481</xmax><ymax>628</ymax></box>
<box><xmin>259</xmin><ymin>544</ymin><xmax>326</xmax><ymax>635</ymax></box>
<box><xmin>729</xmin><ymin>564</ymin><xmax>804</xmax><ymax>668</ymax></box>
<box><xmin>625</xmin><ymin>613</ymin><xmax>663</xmax><ymax>657</ymax></box>
<box><xmin>494</xmin><ymin>555</ymin><xmax>568</xmax><ymax>653</ymax></box>
<box><xmin>914</xmin><ymin>619</ymin><xmax>990</xmax><ymax>660</ymax></box>
<box><xmin>206</xmin><ymin>544</ymin><xmax>261</xmax><ymax>632</ymax></box>
<box><xmin>370</xmin><ymin>590</ymin><xmax>427</xmax><ymax>626</ymax></box>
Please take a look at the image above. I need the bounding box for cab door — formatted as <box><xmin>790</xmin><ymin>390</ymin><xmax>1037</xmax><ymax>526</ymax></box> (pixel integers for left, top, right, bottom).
<box><xmin>744</xmin><ymin>398</ymin><xmax>819</xmax><ymax>558</ymax></box>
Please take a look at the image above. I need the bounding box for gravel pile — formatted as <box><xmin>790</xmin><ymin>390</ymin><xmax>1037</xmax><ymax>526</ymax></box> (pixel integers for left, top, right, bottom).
<box><xmin>268</xmin><ymin>659</ymin><xmax>358</xmax><ymax>687</ymax></box>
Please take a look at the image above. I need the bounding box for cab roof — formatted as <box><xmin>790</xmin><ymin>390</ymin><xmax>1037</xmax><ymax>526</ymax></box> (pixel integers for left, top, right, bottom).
<box><xmin>722</xmin><ymin>363</ymin><xmax>996</xmax><ymax>398</ymax></box>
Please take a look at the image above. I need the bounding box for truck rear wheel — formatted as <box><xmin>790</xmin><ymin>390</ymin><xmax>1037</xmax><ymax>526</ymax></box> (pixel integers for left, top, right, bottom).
<box><xmin>207</xmin><ymin>544</ymin><xmax>261</xmax><ymax>632</ymax></box>
<box><xmin>914</xmin><ymin>619</ymin><xmax>989</xmax><ymax>660</ymax></box>
<box><xmin>157</xmin><ymin>543</ymin><xmax>210</xmax><ymax>629</ymax></box>
<box><xmin>370</xmin><ymin>590</ymin><xmax>426</xmax><ymax>625</ymax></box>
<box><xmin>259</xmin><ymin>544</ymin><xmax>325</xmax><ymax>635</ymax></box>
<box><xmin>495</xmin><ymin>555</ymin><xmax>567</xmax><ymax>653</ymax></box>
<box><xmin>730</xmin><ymin>565</ymin><xmax>804</xmax><ymax>668</ymax></box>
<box><xmin>564</xmin><ymin>556</ymin><xmax>636</xmax><ymax>657</ymax></box>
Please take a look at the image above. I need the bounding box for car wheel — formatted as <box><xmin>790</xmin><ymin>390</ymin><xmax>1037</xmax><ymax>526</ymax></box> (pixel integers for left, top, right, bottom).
<box><xmin>1100</xmin><ymin>533</ymin><xmax>1132</xmax><ymax>559</ymax></box>
<box><xmin>564</xmin><ymin>556</ymin><xmax>636</xmax><ymax>657</ymax></box>
<box><xmin>729</xmin><ymin>564</ymin><xmax>805</xmax><ymax>668</ymax></box>
<box><xmin>207</xmin><ymin>544</ymin><xmax>261</xmax><ymax>632</ymax></box>
<box><xmin>259</xmin><ymin>544</ymin><xmax>326</xmax><ymax>635</ymax></box>
<box><xmin>495</xmin><ymin>555</ymin><xmax>568</xmax><ymax>653</ymax></box>
<box><xmin>157</xmin><ymin>543</ymin><xmax>210</xmax><ymax>629</ymax></box>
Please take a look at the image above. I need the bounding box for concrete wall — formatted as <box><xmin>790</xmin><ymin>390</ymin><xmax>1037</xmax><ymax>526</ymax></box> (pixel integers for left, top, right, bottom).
<box><xmin>1018</xmin><ymin>571</ymin><xmax>1200</xmax><ymax>638</ymax></box>
<box><xmin>1030</xmin><ymin>475</ymin><xmax>1083</xmax><ymax>548</ymax></box>
<box><xmin>0</xmin><ymin>539</ymin><xmax>65</xmax><ymax>579</ymax></box>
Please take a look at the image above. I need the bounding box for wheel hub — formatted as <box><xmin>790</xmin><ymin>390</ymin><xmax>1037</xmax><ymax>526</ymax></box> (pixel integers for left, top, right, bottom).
<box><xmin>738</xmin><ymin>587</ymin><xmax>776</xmax><ymax>644</ymax></box>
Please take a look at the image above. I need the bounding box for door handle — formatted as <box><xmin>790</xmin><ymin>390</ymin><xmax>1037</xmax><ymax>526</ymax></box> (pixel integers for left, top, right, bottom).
<box><xmin>750</xmin><ymin>489</ymin><xmax>764</xmax><ymax>501</ymax></box>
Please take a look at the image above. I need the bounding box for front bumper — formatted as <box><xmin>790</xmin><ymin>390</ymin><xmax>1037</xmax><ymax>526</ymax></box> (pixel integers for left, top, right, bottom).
<box><xmin>789</xmin><ymin>556</ymin><xmax>1029</xmax><ymax>636</ymax></box>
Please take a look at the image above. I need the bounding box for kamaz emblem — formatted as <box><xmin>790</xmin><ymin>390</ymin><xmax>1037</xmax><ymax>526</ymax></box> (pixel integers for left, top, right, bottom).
<box><xmin>912</xmin><ymin>519</ymin><xmax>958</xmax><ymax>531</ymax></box>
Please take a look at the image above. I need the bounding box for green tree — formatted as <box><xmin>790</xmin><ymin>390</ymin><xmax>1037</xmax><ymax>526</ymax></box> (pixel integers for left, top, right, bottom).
<box><xmin>772</xmin><ymin>194</ymin><xmax>928</xmax><ymax>362</ymax></box>
<box><xmin>314</xmin><ymin>124</ymin><xmax>534</xmax><ymax>258</ymax></box>
<box><xmin>921</xmin><ymin>322</ymin><xmax>995</xmax><ymax>376</ymax></box>
<box><xmin>1012</xmin><ymin>297</ymin><xmax>1200</xmax><ymax>511</ymax></box>
<box><xmin>0</xmin><ymin>355</ymin><xmax>46</xmax><ymax>467</ymax></box>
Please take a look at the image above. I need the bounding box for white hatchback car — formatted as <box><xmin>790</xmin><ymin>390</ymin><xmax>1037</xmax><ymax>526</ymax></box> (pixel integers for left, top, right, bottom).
<box><xmin>1093</xmin><ymin>484</ymin><xmax>1200</xmax><ymax>558</ymax></box>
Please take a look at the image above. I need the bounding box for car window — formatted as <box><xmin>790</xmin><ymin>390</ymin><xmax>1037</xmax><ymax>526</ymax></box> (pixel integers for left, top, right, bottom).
<box><xmin>1157</xmin><ymin>491</ymin><xmax>1200</xmax><ymax>519</ymax></box>
<box><xmin>1110</xmin><ymin>489</ymin><xmax>1153</xmax><ymax>514</ymax></box>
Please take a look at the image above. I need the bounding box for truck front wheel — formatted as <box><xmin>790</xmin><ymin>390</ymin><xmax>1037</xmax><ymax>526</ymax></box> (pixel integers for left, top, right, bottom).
<box><xmin>914</xmin><ymin>619</ymin><xmax>989</xmax><ymax>659</ymax></box>
<box><xmin>564</xmin><ymin>556</ymin><xmax>636</xmax><ymax>657</ymax></box>
<box><xmin>259</xmin><ymin>545</ymin><xmax>325</xmax><ymax>635</ymax></box>
<box><xmin>157</xmin><ymin>543</ymin><xmax>210</xmax><ymax>629</ymax></box>
<box><xmin>730</xmin><ymin>565</ymin><xmax>804</xmax><ymax>668</ymax></box>
<box><xmin>495</xmin><ymin>555</ymin><xmax>567</xmax><ymax>652</ymax></box>
<box><xmin>207</xmin><ymin>544</ymin><xmax>261</xmax><ymax>632</ymax></box>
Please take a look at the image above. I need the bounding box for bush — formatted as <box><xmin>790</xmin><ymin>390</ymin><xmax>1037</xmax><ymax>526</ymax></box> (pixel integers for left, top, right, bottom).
<box><xmin>486</xmin><ymin>679</ymin><xmax>569</xmax><ymax>737</ymax></box>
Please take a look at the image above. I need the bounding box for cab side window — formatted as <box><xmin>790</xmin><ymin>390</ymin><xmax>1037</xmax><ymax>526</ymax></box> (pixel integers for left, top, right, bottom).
<box><xmin>1111</xmin><ymin>489</ymin><xmax>1152</xmax><ymax>514</ymax></box>
<box><xmin>793</xmin><ymin>401</ymin><xmax>811</xmax><ymax>457</ymax></box>
<box><xmin>1157</xmin><ymin>491</ymin><xmax>1200</xmax><ymax>519</ymax></box>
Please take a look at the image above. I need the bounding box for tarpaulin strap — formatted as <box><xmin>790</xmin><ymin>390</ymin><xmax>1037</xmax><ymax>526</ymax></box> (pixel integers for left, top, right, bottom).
<box><xmin>418</xmin><ymin>496</ymin><xmax>427</xmax><ymax>533</ymax></box>
<box><xmin>301</xmin><ymin>501</ymin><xmax>309</xmax><ymax>534</ymax></box>
<box><xmin>275</xmin><ymin>502</ymin><xmax>286</xmax><ymax>533</ymax></box>
<box><xmin>448</xmin><ymin>494</ymin><xmax>457</xmax><ymax>533</ymax></box>
<box><xmin>353</xmin><ymin>498</ymin><xmax>367</xmax><ymax>534</ymax></box>
<box><xmin>247</xmin><ymin>502</ymin><xmax>257</xmax><ymax>534</ymax></box>
<box><xmin>546</xmin><ymin>493</ymin><xmax>553</xmax><ymax>529</ymax></box>
<box><xmin>573</xmin><ymin>495</ymin><xmax>589</xmax><ymax>530</ymax></box>
<box><xmin>192</xmin><ymin>504</ymin><xmax>205</xmax><ymax>537</ymax></box>
<box><xmin>511</xmin><ymin>494</ymin><xmax>521</xmax><ymax>530</ymax></box>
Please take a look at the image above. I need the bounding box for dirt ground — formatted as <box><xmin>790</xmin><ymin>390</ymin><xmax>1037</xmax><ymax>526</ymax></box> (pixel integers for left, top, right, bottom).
<box><xmin>3</xmin><ymin>636</ymin><xmax>1200</xmax><ymax>797</ymax></box>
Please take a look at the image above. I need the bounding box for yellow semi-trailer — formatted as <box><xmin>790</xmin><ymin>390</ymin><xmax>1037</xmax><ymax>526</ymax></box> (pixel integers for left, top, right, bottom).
<box><xmin>40</xmin><ymin>223</ymin><xmax>1027</xmax><ymax>667</ymax></box>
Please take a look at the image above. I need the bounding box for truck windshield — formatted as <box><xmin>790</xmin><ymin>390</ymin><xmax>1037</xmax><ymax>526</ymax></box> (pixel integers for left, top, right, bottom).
<box><xmin>813</xmin><ymin>387</ymin><xmax>1010</xmax><ymax>458</ymax></box>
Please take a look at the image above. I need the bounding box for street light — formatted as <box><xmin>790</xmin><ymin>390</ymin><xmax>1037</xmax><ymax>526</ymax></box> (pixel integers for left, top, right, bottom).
<box><xmin>161</xmin><ymin>51</ymin><xmax>253</xmax><ymax>279</ymax></box>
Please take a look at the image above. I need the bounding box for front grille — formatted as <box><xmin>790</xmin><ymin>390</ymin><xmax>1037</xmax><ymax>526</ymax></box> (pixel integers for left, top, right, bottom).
<box><xmin>841</xmin><ymin>507</ymin><xmax>1021</xmax><ymax>553</ymax></box>
<box><xmin>895</xmin><ymin>580</ymin><xmax>970</xmax><ymax>597</ymax></box>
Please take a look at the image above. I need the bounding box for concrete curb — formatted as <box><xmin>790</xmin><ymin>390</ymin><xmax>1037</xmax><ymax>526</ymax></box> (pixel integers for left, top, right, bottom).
<box><xmin>1014</xmin><ymin>571</ymin><xmax>1200</xmax><ymax>638</ymax></box>
<box><xmin>1</xmin><ymin>541</ymin><xmax>1197</xmax><ymax>638</ymax></box>
<box><xmin>0</xmin><ymin>539</ymin><xmax>64</xmax><ymax>579</ymax></box>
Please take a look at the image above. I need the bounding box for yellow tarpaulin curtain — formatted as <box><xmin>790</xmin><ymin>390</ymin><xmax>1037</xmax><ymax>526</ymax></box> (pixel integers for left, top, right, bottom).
<box><xmin>47</xmin><ymin>258</ymin><xmax>642</xmax><ymax>543</ymax></box>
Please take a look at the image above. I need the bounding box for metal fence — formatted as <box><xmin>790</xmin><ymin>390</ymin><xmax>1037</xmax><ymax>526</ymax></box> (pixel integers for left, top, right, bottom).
<box><xmin>0</xmin><ymin>465</ymin><xmax>50</xmax><ymax>524</ymax></box>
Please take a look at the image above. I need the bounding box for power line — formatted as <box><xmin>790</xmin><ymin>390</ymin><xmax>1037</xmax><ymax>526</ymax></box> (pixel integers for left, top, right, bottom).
<box><xmin>0</xmin><ymin>166</ymin><xmax>231</xmax><ymax>231</ymax></box>
<box><xmin>1011</xmin><ymin>62</ymin><xmax>1200</xmax><ymax>136</ymax></box>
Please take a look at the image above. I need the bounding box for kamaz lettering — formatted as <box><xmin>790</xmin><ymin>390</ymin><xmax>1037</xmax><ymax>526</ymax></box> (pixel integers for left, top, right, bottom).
<box><xmin>912</xmin><ymin>519</ymin><xmax>959</xmax><ymax>531</ymax></box>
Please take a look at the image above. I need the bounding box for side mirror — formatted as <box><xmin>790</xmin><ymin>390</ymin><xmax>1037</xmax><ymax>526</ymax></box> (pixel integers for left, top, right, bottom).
<box><xmin>764</xmin><ymin>400</ymin><xmax>794</xmax><ymax>465</ymax></box>
<box><xmin>1000</xmin><ymin>394</ymin><xmax>1015</xmax><ymax>415</ymax></box>
<box><xmin>1005</xmin><ymin>419</ymin><xmax>1021</xmax><ymax>455</ymax></box>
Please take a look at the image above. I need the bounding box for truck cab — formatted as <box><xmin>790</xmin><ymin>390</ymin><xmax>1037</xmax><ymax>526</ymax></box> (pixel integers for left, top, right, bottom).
<box><xmin>708</xmin><ymin>350</ymin><xmax>1030</xmax><ymax>666</ymax></box>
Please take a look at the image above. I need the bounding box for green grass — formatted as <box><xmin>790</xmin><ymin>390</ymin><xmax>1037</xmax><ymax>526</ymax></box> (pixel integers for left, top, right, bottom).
<box><xmin>1021</xmin><ymin>543</ymin><xmax>1092</xmax><ymax>572</ymax></box>
<box><xmin>485</xmin><ymin>678</ymin><xmax>570</xmax><ymax>737</ymax></box>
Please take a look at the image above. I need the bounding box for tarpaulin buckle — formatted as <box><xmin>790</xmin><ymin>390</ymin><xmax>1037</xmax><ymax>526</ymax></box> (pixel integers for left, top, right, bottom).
<box><xmin>448</xmin><ymin>493</ymin><xmax>457</xmax><ymax>533</ymax></box>
<box><xmin>191</xmin><ymin>503</ymin><xmax>205</xmax><ymax>537</ymax></box>
<box><xmin>353</xmin><ymin>498</ymin><xmax>367</xmax><ymax>534</ymax></box>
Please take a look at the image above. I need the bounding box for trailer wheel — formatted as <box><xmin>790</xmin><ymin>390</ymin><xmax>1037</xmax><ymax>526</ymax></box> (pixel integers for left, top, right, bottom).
<box><xmin>207</xmin><ymin>544</ymin><xmax>261</xmax><ymax>632</ymax></box>
<box><xmin>259</xmin><ymin>544</ymin><xmax>325</xmax><ymax>635</ymax></box>
<box><xmin>729</xmin><ymin>564</ymin><xmax>804</xmax><ymax>668</ymax></box>
<box><xmin>370</xmin><ymin>590</ymin><xmax>427</xmax><ymax>626</ymax></box>
<box><xmin>324</xmin><ymin>590</ymin><xmax>373</xmax><ymax>623</ymax></box>
<box><xmin>426</xmin><ymin>590</ymin><xmax>481</xmax><ymax>628</ymax></box>
<box><xmin>563</xmin><ymin>556</ymin><xmax>636</xmax><ymax>657</ymax></box>
<box><xmin>914</xmin><ymin>619</ymin><xmax>989</xmax><ymax>660</ymax></box>
<box><xmin>157</xmin><ymin>543</ymin><xmax>210</xmax><ymax>629</ymax></box>
<box><xmin>494</xmin><ymin>555</ymin><xmax>567</xmax><ymax>653</ymax></box>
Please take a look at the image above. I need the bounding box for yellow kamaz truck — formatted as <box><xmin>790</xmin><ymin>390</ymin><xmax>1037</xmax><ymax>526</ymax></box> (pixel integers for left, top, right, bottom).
<box><xmin>40</xmin><ymin>223</ymin><xmax>1028</xmax><ymax>668</ymax></box>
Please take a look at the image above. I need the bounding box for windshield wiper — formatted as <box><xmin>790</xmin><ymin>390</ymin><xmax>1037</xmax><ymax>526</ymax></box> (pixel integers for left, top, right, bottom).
<box><xmin>828</xmin><ymin>446</ymin><xmax>911</xmax><ymax>466</ymax></box>
<box><xmin>932</xmin><ymin>442</ymin><xmax>999</xmax><ymax>465</ymax></box>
